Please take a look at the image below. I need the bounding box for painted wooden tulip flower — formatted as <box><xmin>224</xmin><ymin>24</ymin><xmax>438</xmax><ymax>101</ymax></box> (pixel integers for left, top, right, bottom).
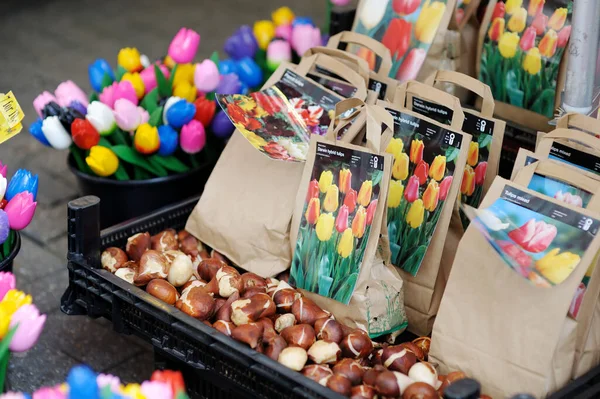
<box><xmin>219</xmin><ymin>59</ymin><xmax>239</xmax><ymax>76</ymax></box>
<box><xmin>151</xmin><ymin>370</ymin><xmax>186</xmax><ymax>397</ymax></box>
<box><xmin>193</xmin><ymin>97</ymin><xmax>217</xmax><ymax>127</ymax></box>
<box><xmin>0</xmin><ymin>271</ymin><xmax>16</xmax><ymax>301</ymax></box>
<box><xmin>66</xmin><ymin>365</ymin><xmax>99</xmax><ymax>399</ymax></box>
<box><xmin>169</xmin><ymin>28</ymin><xmax>201</xmax><ymax>64</ymax></box>
<box><xmin>99</xmin><ymin>80</ymin><xmax>138</xmax><ymax>108</ymax></box>
<box><xmin>113</xmin><ymin>99</ymin><xmax>144</xmax><ymax>132</ymax></box>
<box><xmin>88</xmin><ymin>58</ymin><xmax>115</xmax><ymax>92</ymax></box>
<box><xmin>4</xmin><ymin>192</ymin><xmax>37</xmax><ymax>230</ymax></box>
<box><xmin>291</xmin><ymin>24</ymin><xmax>322</xmax><ymax>57</ymax></box>
<box><xmin>194</xmin><ymin>59</ymin><xmax>220</xmax><ymax>93</ymax></box>
<box><xmin>254</xmin><ymin>20</ymin><xmax>276</xmax><ymax>50</ymax></box>
<box><xmin>397</xmin><ymin>48</ymin><xmax>427</xmax><ymax>81</ymax></box>
<box><xmin>173</xmin><ymin>81</ymin><xmax>197</xmax><ymax>102</ymax></box>
<box><xmin>165</xmin><ymin>99</ymin><xmax>196</xmax><ymax>129</ymax></box>
<box><xmin>8</xmin><ymin>304</ymin><xmax>46</xmax><ymax>352</ymax></box>
<box><xmin>118</xmin><ymin>47</ymin><xmax>143</xmax><ymax>73</ymax></box>
<box><xmin>97</xmin><ymin>373</ymin><xmax>121</xmax><ymax>394</ymax></box>
<box><xmin>276</xmin><ymin>24</ymin><xmax>293</xmax><ymax>41</ymax></box>
<box><xmin>86</xmin><ymin>101</ymin><xmax>117</xmax><ymax>137</ymax></box>
<box><xmin>6</xmin><ymin>169</ymin><xmax>38</xmax><ymax>201</ymax></box>
<box><xmin>41</xmin><ymin>115</ymin><xmax>72</xmax><ymax>149</ymax></box>
<box><xmin>211</xmin><ymin>111</ymin><xmax>235</xmax><ymax>139</ymax></box>
<box><xmin>158</xmin><ymin>125</ymin><xmax>179</xmax><ymax>156</ymax></box>
<box><xmin>140</xmin><ymin>64</ymin><xmax>170</xmax><ymax>94</ymax></box>
<box><xmin>224</xmin><ymin>25</ymin><xmax>258</xmax><ymax>60</ymax></box>
<box><xmin>267</xmin><ymin>40</ymin><xmax>292</xmax><ymax>72</ymax></box>
<box><xmin>134</xmin><ymin>124</ymin><xmax>160</xmax><ymax>155</ymax></box>
<box><xmin>216</xmin><ymin>73</ymin><xmax>242</xmax><ymax>95</ymax></box>
<box><xmin>273</xmin><ymin>6</ymin><xmax>295</xmax><ymax>26</ymax></box>
<box><xmin>33</xmin><ymin>91</ymin><xmax>57</xmax><ymax>118</ymax></box>
<box><xmin>180</xmin><ymin>120</ymin><xmax>206</xmax><ymax>154</ymax></box>
<box><xmin>121</xmin><ymin>72</ymin><xmax>146</xmax><ymax>99</ymax></box>
<box><xmin>71</xmin><ymin>118</ymin><xmax>100</xmax><ymax>150</ymax></box>
<box><xmin>55</xmin><ymin>80</ymin><xmax>88</xmax><ymax>108</ymax></box>
<box><xmin>508</xmin><ymin>219</ymin><xmax>558</xmax><ymax>253</ymax></box>
<box><xmin>236</xmin><ymin>57</ymin><xmax>263</xmax><ymax>88</ymax></box>
<box><xmin>0</xmin><ymin>211</ymin><xmax>9</xmax><ymax>245</ymax></box>
<box><xmin>86</xmin><ymin>145</ymin><xmax>119</xmax><ymax>177</ymax></box>
<box><xmin>141</xmin><ymin>381</ymin><xmax>174</xmax><ymax>399</ymax></box>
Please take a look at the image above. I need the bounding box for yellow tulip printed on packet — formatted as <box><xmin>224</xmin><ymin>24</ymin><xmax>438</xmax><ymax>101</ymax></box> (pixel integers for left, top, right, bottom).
<box><xmin>0</xmin><ymin>91</ymin><xmax>25</xmax><ymax>144</ymax></box>
<box><xmin>464</xmin><ymin>185</ymin><xmax>599</xmax><ymax>303</ymax></box>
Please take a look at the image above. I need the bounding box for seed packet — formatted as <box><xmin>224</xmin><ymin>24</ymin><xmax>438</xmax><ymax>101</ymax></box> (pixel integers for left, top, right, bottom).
<box><xmin>290</xmin><ymin>136</ymin><xmax>388</xmax><ymax>304</ymax></box>
<box><xmin>463</xmin><ymin>185</ymin><xmax>600</xmax><ymax>289</ymax></box>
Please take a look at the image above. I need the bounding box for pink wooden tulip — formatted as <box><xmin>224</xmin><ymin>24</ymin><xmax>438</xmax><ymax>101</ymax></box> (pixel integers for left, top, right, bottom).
<box><xmin>275</xmin><ymin>24</ymin><xmax>293</xmax><ymax>41</ymax></box>
<box><xmin>168</xmin><ymin>28</ymin><xmax>201</xmax><ymax>64</ymax></box>
<box><xmin>141</xmin><ymin>381</ymin><xmax>173</xmax><ymax>399</ymax></box>
<box><xmin>180</xmin><ymin>120</ymin><xmax>206</xmax><ymax>154</ymax></box>
<box><xmin>0</xmin><ymin>271</ymin><xmax>16</xmax><ymax>301</ymax></box>
<box><xmin>139</xmin><ymin>107</ymin><xmax>150</xmax><ymax>125</ymax></box>
<box><xmin>55</xmin><ymin>80</ymin><xmax>89</xmax><ymax>108</ymax></box>
<box><xmin>32</xmin><ymin>387</ymin><xmax>66</xmax><ymax>399</ymax></box>
<box><xmin>140</xmin><ymin>64</ymin><xmax>170</xmax><ymax>93</ymax></box>
<box><xmin>4</xmin><ymin>192</ymin><xmax>37</xmax><ymax>230</ymax></box>
<box><xmin>113</xmin><ymin>99</ymin><xmax>143</xmax><ymax>131</ymax></box>
<box><xmin>9</xmin><ymin>304</ymin><xmax>46</xmax><ymax>352</ymax></box>
<box><xmin>291</xmin><ymin>24</ymin><xmax>322</xmax><ymax>56</ymax></box>
<box><xmin>0</xmin><ymin>161</ymin><xmax>6</xmax><ymax>178</ymax></box>
<box><xmin>194</xmin><ymin>60</ymin><xmax>220</xmax><ymax>93</ymax></box>
<box><xmin>396</xmin><ymin>48</ymin><xmax>427</xmax><ymax>82</ymax></box>
<box><xmin>97</xmin><ymin>374</ymin><xmax>121</xmax><ymax>393</ymax></box>
<box><xmin>33</xmin><ymin>91</ymin><xmax>58</xmax><ymax>118</ymax></box>
<box><xmin>99</xmin><ymin>81</ymin><xmax>138</xmax><ymax>108</ymax></box>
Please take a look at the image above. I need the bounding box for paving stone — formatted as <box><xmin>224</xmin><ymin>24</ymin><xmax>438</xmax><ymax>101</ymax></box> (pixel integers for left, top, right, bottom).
<box><xmin>23</xmin><ymin>203</ymin><xmax>68</xmax><ymax>244</ymax></box>
<box><xmin>12</xmin><ymin>235</ymin><xmax>65</xmax><ymax>283</ymax></box>
<box><xmin>104</xmin><ymin>350</ymin><xmax>154</xmax><ymax>384</ymax></box>
<box><xmin>17</xmin><ymin>267</ymin><xmax>68</xmax><ymax>314</ymax></box>
<box><xmin>46</xmin><ymin>234</ymin><xmax>68</xmax><ymax>262</ymax></box>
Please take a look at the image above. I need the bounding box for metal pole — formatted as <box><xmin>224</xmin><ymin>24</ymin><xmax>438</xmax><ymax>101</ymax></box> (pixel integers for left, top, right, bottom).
<box><xmin>562</xmin><ymin>0</ymin><xmax>600</xmax><ymax>114</ymax></box>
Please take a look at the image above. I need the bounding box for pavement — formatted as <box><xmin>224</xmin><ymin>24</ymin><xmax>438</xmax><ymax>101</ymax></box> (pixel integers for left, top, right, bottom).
<box><xmin>0</xmin><ymin>0</ymin><xmax>325</xmax><ymax>392</ymax></box>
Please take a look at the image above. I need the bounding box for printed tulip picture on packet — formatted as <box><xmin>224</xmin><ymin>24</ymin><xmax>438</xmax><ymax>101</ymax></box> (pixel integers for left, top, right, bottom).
<box><xmin>464</xmin><ymin>186</ymin><xmax>599</xmax><ymax>303</ymax></box>
<box><xmin>290</xmin><ymin>141</ymin><xmax>385</xmax><ymax>304</ymax></box>
<box><xmin>480</xmin><ymin>0</ymin><xmax>573</xmax><ymax>118</ymax></box>
<box><xmin>384</xmin><ymin>109</ymin><xmax>462</xmax><ymax>276</ymax></box>
<box><xmin>351</xmin><ymin>0</ymin><xmax>450</xmax><ymax>81</ymax></box>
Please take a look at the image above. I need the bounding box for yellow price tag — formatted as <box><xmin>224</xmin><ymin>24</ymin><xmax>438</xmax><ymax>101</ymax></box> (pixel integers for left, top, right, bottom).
<box><xmin>0</xmin><ymin>91</ymin><xmax>25</xmax><ymax>144</ymax></box>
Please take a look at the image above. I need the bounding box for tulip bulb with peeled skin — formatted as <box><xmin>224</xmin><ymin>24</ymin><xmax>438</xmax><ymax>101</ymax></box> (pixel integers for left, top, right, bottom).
<box><xmin>280</xmin><ymin>324</ymin><xmax>316</xmax><ymax>350</ymax></box>
<box><xmin>274</xmin><ymin>313</ymin><xmax>296</xmax><ymax>333</ymax></box>
<box><xmin>362</xmin><ymin>365</ymin><xmax>385</xmax><ymax>387</ymax></box>
<box><xmin>181</xmin><ymin>280</ymin><xmax>205</xmax><ymax>294</ymax></box>
<box><xmin>264</xmin><ymin>335</ymin><xmax>287</xmax><ymax>361</ymax></box>
<box><xmin>408</xmin><ymin>362</ymin><xmax>437</xmax><ymax>387</ymax></box>
<box><xmin>115</xmin><ymin>267</ymin><xmax>137</xmax><ymax>284</ymax></box>
<box><xmin>230</xmin><ymin>293</ymin><xmax>276</xmax><ymax>326</ymax></box>
<box><xmin>167</xmin><ymin>253</ymin><xmax>193</xmax><ymax>287</ymax></box>
<box><xmin>151</xmin><ymin>229</ymin><xmax>179</xmax><ymax>252</ymax></box>
<box><xmin>146</xmin><ymin>279</ymin><xmax>178</xmax><ymax>305</ymax></box>
<box><xmin>292</xmin><ymin>297</ymin><xmax>329</xmax><ymax>326</ymax></box>
<box><xmin>302</xmin><ymin>364</ymin><xmax>333</xmax><ymax>385</ymax></box>
<box><xmin>126</xmin><ymin>232</ymin><xmax>151</xmax><ymax>261</ymax></box>
<box><xmin>135</xmin><ymin>250</ymin><xmax>169</xmax><ymax>285</ymax></box>
<box><xmin>381</xmin><ymin>345</ymin><xmax>417</xmax><ymax>374</ymax></box>
<box><xmin>197</xmin><ymin>258</ymin><xmax>226</xmax><ymax>281</ymax></box>
<box><xmin>351</xmin><ymin>385</ymin><xmax>376</xmax><ymax>399</ymax></box>
<box><xmin>437</xmin><ymin>371</ymin><xmax>467</xmax><ymax>395</ymax></box>
<box><xmin>314</xmin><ymin>317</ymin><xmax>343</xmax><ymax>344</ymax></box>
<box><xmin>273</xmin><ymin>287</ymin><xmax>300</xmax><ymax>314</ymax></box>
<box><xmin>278</xmin><ymin>346</ymin><xmax>308</xmax><ymax>371</ymax></box>
<box><xmin>231</xmin><ymin>322</ymin><xmax>263</xmax><ymax>348</ymax></box>
<box><xmin>326</xmin><ymin>374</ymin><xmax>352</xmax><ymax>396</ymax></box>
<box><xmin>215</xmin><ymin>291</ymin><xmax>239</xmax><ymax>322</ymax></box>
<box><xmin>175</xmin><ymin>286</ymin><xmax>215</xmax><ymax>320</ymax></box>
<box><xmin>375</xmin><ymin>370</ymin><xmax>414</xmax><ymax>397</ymax></box>
<box><xmin>101</xmin><ymin>247</ymin><xmax>128</xmax><ymax>272</ymax></box>
<box><xmin>340</xmin><ymin>330</ymin><xmax>373</xmax><ymax>359</ymax></box>
<box><xmin>265</xmin><ymin>278</ymin><xmax>279</xmax><ymax>296</ymax></box>
<box><xmin>332</xmin><ymin>358</ymin><xmax>364</xmax><ymax>386</ymax></box>
<box><xmin>402</xmin><ymin>382</ymin><xmax>438</xmax><ymax>399</ymax></box>
<box><xmin>213</xmin><ymin>320</ymin><xmax>235</xmax><ymax>337</ymax></box>
<box><xmin>178</xmin><ymin>230</ymin><xmax>202</xmax><ymax>256</ymax></box>
<box><xmin>412</xmin><ymin>336</ymin><xmax>431</xmax><ymax>359</ymax></box>
<box><xmin>241</xmin><ymin>272</ymin><xmax>267</xmax><ymax>292</ymax></box>
<box><xmin>307</xmin><ymin>340</ymin><xmax>341</xmax><ymax>364</ymax></box>
<box><xmin>257</xmin><ymin>317</ymin><xmax>277</xmax><ymax>341</ymax></box>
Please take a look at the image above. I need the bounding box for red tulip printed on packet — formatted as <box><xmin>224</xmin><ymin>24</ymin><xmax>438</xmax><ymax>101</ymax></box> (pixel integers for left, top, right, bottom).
<box><xmin>463</xmin><ymin>185</ymin><xmax>599</xmax><ymax>318</ymax></box>
<box><xmin>216</xmin><ymin>69</ymin><xmax>341</xmax><ymax>162</ymax></box>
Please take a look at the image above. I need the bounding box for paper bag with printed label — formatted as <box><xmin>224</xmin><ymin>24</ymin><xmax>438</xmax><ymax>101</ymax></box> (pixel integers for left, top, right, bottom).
<box><xmin>430</xmin><ymin>178</ymin><xmax>600</xmax><ymax>398</ymax></box>
<box><xmin>556</xmin><ymin>112</ymin><xmax>600</xmax><ymax>136</ymax></box>
<box><xmin>379</xmin><ymin>81</ymin><xmax>472</xmax><ymax>336</ymax></box>
<box><xmin>186</xmin><ymin>54</ymin><xmax>368</xmax><ymax>278</ymax></box>
<box><xmin>289</xmin><ymin>98</ymin><xmax>408</xmax><ymax>337</ymax></box>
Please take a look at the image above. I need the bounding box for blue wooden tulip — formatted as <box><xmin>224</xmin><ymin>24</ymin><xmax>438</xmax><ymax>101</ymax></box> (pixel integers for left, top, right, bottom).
<box><xmin>29</xmin><ymin>118</ymin><xmax>51</xmax><ymax>147</ymax></box>
<box><xmin>292</xmin><ymin>16</ymin><xmax>315</xmax><ymax>27</ymax></box>
<box><xmin>165</xmin><ymin>100</ymin><xmax>196</xmax><ymax>129</ymax></box>
<box><xmin>219</xmin><ymin>59</ymin><xmax>238</xmax><ymax>75</ymax></box>
<box><xmin>6</xmin><ymin>169</ymin><xmax>39</xmax><ymax>201</ymax></box>
<box><xmin>67</xmin><ymin>365</ymin><xmax>100</xmax><ymax>399</ymax></box>
<box><xmin>211</xmin><ymin>111</ymin><xmax>235</xmax><ymax>139</ymax></box>
<box><xmin>235</xmin><ymin>57</ymin><xmax>263</xmax><ymax>88</ymax></box>
<box><xmin>89</xmin><ymin>59</ymin><xmax>115</xmax><ymax>92</ymax></box>
<box><xmin>158</xmin><ymin>125</ymin><xmax>179</xmax><ymax>156</ymax></box>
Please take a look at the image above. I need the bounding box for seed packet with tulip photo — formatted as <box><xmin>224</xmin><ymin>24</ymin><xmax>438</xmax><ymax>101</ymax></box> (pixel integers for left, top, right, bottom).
<box><xmin>479</xmin><ymin>0</ymin><xmax>573</xmax><ymax>121</ymax></box>
<box><xmin>351</xmin><ymin>0</ymin><xmax>456</xmax><ymax>81</ymax></box>
<box><xmin>290</xmin><ymin>138</ymin><xmax>387</xmax><ymax>304</ymax></box>
<box><xmin>382</xmin><ymin>107</ymin><xmax>464</xmax><ymax>276</ymax></box>
<box><xmin>463</xmin><ymin>185</ymin><xmax>599</xmax><ymax>290</ymax></box>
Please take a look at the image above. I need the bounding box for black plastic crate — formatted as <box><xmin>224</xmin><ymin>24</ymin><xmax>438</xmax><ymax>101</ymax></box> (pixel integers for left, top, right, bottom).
<box><xmin>60</xmin><ymin>195</ymin><xmax>344</xmax><ymax>399</ymax></box>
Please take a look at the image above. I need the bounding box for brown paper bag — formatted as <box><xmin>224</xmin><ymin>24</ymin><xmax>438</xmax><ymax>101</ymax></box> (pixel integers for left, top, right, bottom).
<box><xmin>556</xmin><ymin>112</ymin><xmax>600</xmax><ymax>136</ymax></box>
<box><xmin>510</xmin><ymin>147</ymin><xmax>541</xmax><ymax>180</ymax></box>
<box><xmin>476</xmin><ymin>0</ymin><xmax>572</xmax><ymax>132</ymax></box>
<box><xmin>381</xmin><ymin>81</ymin><xmax>472</xmax><ymax>336</ymax></box>
<box><xmin>430</xmin><ymin>177</ymin><xmax>600</xmax><ymax>398</ymax></box>
<box><xmin>290</xmin><ymin>98</ymin><xmax>408</xmax><ymax>337</ymax></box>
<box><xmin>326</xmin><ymin>31</ymin><xmax>399</xmax><ymax>102</ymax></box>
<box><xmin>536</xmin><ymin>129</ymin><xmax>600</xmax><ymax>172</ymax></box>
<box><xmin>186</xmin><ymin>54</ymin><xmax>368</xmax><ymax>277</ymax></box>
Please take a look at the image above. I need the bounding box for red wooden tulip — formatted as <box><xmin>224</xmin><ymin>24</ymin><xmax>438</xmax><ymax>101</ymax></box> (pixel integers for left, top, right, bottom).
<box><xmin>194</xmin><ymin>97</ymin><xmax>217</xmax><ymax>127</ymax></box>
<box><xmin>71</xmin><ymin>118</ymin><xmax>100</xmax><ymax>150</ymax></box>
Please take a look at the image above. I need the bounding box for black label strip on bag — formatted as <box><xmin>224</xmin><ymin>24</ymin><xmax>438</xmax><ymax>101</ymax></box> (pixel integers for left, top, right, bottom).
<box><xmin>368</xmin><ymin>78</ymin><xmax>388</xmax><ymax>100</ymax></box>
<box><xmin>501</xmin><ymin>185</ymin><xmax>600</xmax><ymax>235</ymax></box>
<box><xmin>279</xmin><ymin>69</ymin><xmax>340</xmax><ymax>110</ymax></box>
<box><xmin>316</xmin><ymin>142</ymin><xmax>384</xmax><ymax>171</ymax></box>
<box><xmin>306</xmin><ymin>72</ymin><xmax>358</xmax><ymax>98</ymax></box>
<box><xmin>386</xmin><ymin>107</ymin><xmax>464</xmax><ymax>149</ymax></box>
<box><xmin>549</xmin><ymin>142</ymin><xmax>600</xmax><ymax>175</ymax></box>
<box><xmin>525</xmin><ymin>155</ymin><xmax>539</xmax><ymax>166</ymax></box>
<box><xmin>411</xmin><ymin>97</ymin><xmax>496</xmax><ymax>136</ymax></box>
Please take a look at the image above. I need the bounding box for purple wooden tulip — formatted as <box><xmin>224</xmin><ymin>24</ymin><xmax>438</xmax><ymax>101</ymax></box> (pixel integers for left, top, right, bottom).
<box><xmin>215</xmin><ymin>73</ymin><xmax>242</xmax><ymax>95</ymax></box>
<box><xmin>224</xmin><ymin>25</ymin><xmax>259</xmax><ymax>60</ymax></box>
<box><xmin>211</xmin><ymin>111</ymin><xmax>235</xmax><ymax>139</ymax></box>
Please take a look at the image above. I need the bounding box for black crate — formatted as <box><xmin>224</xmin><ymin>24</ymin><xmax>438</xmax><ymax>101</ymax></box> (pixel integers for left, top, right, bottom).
<box><xmin>61</xmin><ymin>195</ymin><xmax>344</xmax><ymax>399</ymax></box>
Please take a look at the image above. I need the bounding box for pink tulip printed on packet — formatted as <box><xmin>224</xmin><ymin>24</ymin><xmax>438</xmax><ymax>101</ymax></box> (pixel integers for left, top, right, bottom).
<box><xmin>464</xmin><ymin>185</ymin><xmax>599</xmax><ymax>296</ymax></box>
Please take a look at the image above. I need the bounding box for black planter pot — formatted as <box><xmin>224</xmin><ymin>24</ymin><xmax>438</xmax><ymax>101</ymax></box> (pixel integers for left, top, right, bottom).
<box><xmin>0</xmin><ymin>231</ymin><xmax>21</xmax><ymax>273</ymax></box>
<box><xmin>68</xmin><ymin>155</ymin><xmax>215</xmax><ymax>228</ymax></box>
